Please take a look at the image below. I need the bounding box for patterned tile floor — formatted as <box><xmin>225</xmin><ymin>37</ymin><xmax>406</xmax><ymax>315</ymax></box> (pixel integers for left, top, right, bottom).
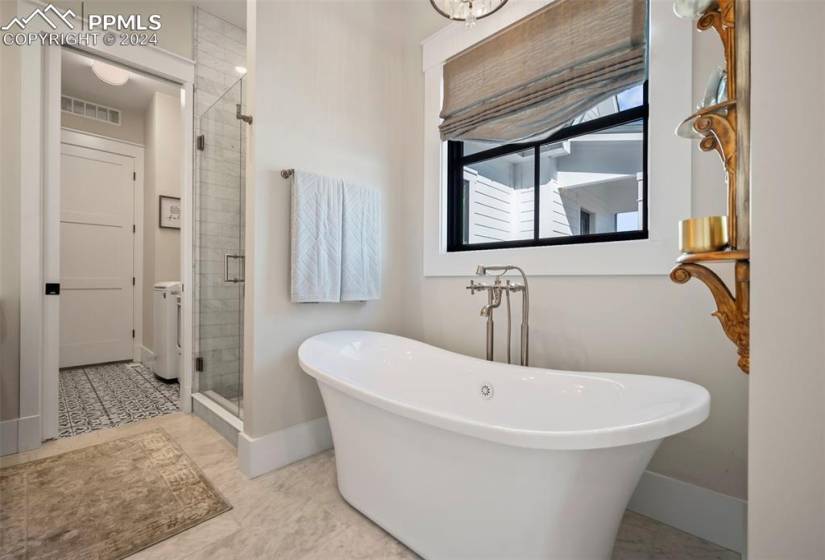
<box><xmin>58</xmin><ymin>362</ymin><xmax>180</xmax><ymax>438</ymax></box>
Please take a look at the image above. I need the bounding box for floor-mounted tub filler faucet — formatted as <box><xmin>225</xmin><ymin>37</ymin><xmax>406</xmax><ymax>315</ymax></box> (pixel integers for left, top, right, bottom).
<box><xmin>467</xmin><ymin>265</ymin><xmax>529</xmax><ymax>366</ymax></box>
<box><xmin>468</xmin><ymin>278</ymin><xmax>503</xmax><ymax>361</ymax></box>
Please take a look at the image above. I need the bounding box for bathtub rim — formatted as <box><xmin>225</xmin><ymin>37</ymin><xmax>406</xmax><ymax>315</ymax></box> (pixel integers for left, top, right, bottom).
<box><xmin>299</xmin><ymin>330</ymin><xmax>710</xmax><ymax>451</ymax></box>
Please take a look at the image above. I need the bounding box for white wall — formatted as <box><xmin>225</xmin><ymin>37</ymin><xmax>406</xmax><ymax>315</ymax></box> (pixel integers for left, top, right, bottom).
<box><xmin>61</xmin><ymin>108</ymin><xmax>145</xmax><ymax>145</ymax></box>
<box><xmin>0</xmin><ymin>0</ymin><xmax>22</xmax><ymax>425</ymax></box>
<box><xmin>242</xmin><ymin>2</ymin><xmax>747</xmax><ymax>505</ymax></box>
<box><xmin>54</xmin><ymin>1</ymin><xmax>194</xmax><ymax>59</ymax></box>
<box><xmin>748</xmin><ymin>0</ymin><xmax>825</xmax><ymax>557</ymax></box>
<box><xmin>399</xmin><ymin>8</ymin><xmax>747</xmax><ymax>502</ymax></box>
<box><xmin>142</xmin><ymin>92</ymin><xmax>182</xmax><ymax>350</ymax></box>
<box><xmin>244</xmin><ymin>0</ymin><xmax>417</xmax><ymax>439</ymax></box>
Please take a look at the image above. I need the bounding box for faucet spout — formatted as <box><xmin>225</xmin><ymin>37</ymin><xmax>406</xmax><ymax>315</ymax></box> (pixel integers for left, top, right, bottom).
<box><xmin>480</xmin><ymin>284</ymin><xmax>502</xmax><ymax>317</ymax></box>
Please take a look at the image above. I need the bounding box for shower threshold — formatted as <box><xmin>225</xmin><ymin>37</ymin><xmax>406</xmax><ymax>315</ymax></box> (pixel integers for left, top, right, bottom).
<box><xmin>192</xmin><ymin>391</ymin><xmax>243</xmax><ymax>447</ymax></box>
<box><xmin>203</xmin><ymin>390</ymin><xmax>244</xmax><ymax>420</ymax></box>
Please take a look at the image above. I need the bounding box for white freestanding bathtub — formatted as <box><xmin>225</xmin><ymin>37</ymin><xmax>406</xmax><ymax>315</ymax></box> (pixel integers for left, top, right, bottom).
<box><xmin>298</xmin><ymin>331</ymin><xmax>710</xmax><ymax>560</ymax></box>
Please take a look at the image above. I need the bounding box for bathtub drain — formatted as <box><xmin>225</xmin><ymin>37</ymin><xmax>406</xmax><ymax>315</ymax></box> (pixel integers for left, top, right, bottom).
<box><xmin>480</xmin><ymin>383</ymin><xmax>494</xmax><ymax>399</ymax></box>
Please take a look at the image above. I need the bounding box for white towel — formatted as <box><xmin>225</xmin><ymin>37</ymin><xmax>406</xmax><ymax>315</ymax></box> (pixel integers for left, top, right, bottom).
<box><xmin>341</xmin><ymin>182</ymin><xmax>382</xmax><ymax>301</ymax></box>
<box><xmin>290</xmin><ymin>170</ymin><xmax>343</xmax><ymax>303</ymax></box>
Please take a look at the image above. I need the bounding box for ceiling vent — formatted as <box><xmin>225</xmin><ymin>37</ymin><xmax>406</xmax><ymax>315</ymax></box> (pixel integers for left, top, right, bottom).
<box><xmin>61</xmin><ymin>94</ymin><xmax>121</xmax><ymax>126</ymax></box>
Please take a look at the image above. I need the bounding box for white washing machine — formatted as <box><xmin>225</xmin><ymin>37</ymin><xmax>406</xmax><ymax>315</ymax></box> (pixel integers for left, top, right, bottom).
<box><xmin>152</xmin><ymin>281</ymin><xmax>182</xmax><ymax>380</ymax></box>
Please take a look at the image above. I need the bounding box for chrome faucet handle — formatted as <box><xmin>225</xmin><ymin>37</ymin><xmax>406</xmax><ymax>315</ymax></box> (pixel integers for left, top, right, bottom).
<box><xmin>466</xmin><ymin>280</ymin><xmax>492</xmax><ymax>295</ymax></box>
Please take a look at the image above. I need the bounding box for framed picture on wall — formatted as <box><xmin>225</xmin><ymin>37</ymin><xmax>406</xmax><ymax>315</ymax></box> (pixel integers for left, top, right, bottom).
<box><xmin>159</xmin><ymin>195</ymin><xmax>181</xmax><ymax>229</ymax></box>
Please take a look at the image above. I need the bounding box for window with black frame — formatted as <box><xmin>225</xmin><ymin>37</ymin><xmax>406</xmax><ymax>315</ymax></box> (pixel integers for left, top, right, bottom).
<box><xmin>447</xmin><ymin>82</ymin><xmax>648</xmax><ymax>252</ymax></box>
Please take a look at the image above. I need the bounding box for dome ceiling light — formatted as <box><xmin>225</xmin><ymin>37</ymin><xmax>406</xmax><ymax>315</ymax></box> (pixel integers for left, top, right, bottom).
<box><xmin>429</xmin><ymin>0</ymin><xmax>508</xmax><ymax>27</ymax></box>
<box><xmin>91</xmin><ymin>60</ymin><xmax>130</xmax><ymax>86</ymax></box>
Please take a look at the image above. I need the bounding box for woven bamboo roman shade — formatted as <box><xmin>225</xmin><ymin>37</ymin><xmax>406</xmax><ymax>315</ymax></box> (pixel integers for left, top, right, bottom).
<box><xmin>439</xmin><ymin>0</ymin><xmax>647</xmax><ymax>143</ymax></box>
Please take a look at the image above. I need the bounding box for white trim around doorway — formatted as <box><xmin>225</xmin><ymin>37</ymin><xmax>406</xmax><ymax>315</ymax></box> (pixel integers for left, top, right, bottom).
<box><xmin>21</xmin><ymin>10</ymin><xmax>195</xmax><ymax>447</ymax></box>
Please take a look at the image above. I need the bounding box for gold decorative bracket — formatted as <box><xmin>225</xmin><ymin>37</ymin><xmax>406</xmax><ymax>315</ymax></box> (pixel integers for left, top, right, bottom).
<box><xmin>680</xmin><ymin>101</ymin><xmax>739</xmax><ymax>245</ymax></box>
<box><xmin>697</xmin><ymin>0</ymin><xmax>736</xmax><ymax>100</ymax></box>
<box><xmin>671</xmin><ymin>260</ymin><xmax>750</xmax><ymax>373</ymax></box>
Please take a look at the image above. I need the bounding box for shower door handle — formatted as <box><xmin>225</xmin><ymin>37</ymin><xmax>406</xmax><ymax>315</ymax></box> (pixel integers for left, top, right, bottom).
<box><xmin>224</xmin><ymin>254</ymin><xmax>245</xmax><ymax>284</ymax></box>
<box><xmin>236</xmin><ymin>104</ymin><xmax>253</xmax><ymax>125</ymax></box>
<box><xmin>176</xmin><ymin>295</ymin><xmax>182</xmax><ymax>350</ymax></box>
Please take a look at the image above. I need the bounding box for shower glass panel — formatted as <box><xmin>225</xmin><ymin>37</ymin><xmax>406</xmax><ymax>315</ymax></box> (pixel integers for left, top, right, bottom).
<box><xmin>195</xmin><ymin>77</ymin><xmax>245</xmax><ymax>418</ymax></box>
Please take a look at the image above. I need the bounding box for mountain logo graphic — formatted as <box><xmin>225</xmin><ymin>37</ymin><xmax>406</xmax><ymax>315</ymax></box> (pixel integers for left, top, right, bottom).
<box><xmin>1</xmin><ymin>4</ymin><xmax>77</xmax><ymax>31</ymax></box>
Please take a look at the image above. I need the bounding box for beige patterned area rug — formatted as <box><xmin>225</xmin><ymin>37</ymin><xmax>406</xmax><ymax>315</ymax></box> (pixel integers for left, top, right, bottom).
<box><xmin>0</xmin><ymin>429</ymin><xmax>231</xmax><ymax>560</ymax></box>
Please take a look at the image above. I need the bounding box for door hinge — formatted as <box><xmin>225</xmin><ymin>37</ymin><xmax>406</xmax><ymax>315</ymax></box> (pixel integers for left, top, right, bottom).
<box><xmin>132</xmin><ymin>276</ymin><xmax>135</xmax><ymax>286</ymax></box>
<box><xmin>132</xmin><ymin>329</ymin><xmax>135</xmax><ymax>339</ymax></box>
<box><xmin>133</xmin><ymin>171</ymin><xmax>136</xmax><ymax>181</ymax></box>
<box><xmin>197</xmin><ymin>135</ymin><xmax>205</xmax><ymax>151</ymax></box>
<box><xmin>195</xmin><ymin>357</ymin><xmax>204</xmax><ymax>372</ymax></box>
<box><xmin>132</xmin><ymin>224</ymin><xmax>136</xmax><ymax>233</ymax></box>
<box><xmin>45</xmin><ymin>282</ymin><xmax>60</xmax><ymax>295</ymax></box>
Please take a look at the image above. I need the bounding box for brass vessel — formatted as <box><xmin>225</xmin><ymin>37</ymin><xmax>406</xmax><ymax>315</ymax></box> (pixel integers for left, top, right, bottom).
<box><xmin>679</xmin><ymin>216</ymin><xmax>729</xmax><ymax>253</ymax></box>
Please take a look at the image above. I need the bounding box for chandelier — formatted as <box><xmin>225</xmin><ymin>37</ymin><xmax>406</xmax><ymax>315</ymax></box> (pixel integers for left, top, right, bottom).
<box><xmin>429</xmin><ymin>0</ymin><xmax>508</xmax><ymax>27</ymax></box>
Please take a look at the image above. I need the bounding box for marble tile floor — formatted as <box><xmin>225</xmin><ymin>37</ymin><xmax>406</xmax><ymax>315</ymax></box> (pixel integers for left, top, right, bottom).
<box><xmin>1</xmin><ymin>413</ymin><xmax>740</xmax><ymax>560</ymax></box>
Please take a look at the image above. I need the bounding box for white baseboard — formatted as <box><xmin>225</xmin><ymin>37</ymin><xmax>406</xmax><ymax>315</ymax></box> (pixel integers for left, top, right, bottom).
<box><xmin>18</xmin><ymin>414</ymin><xmax>40</xmax><ymax>452</ymax></box>
<box><xmin>1</xmin><ymin>414</ymin><xmax>41</xmax><ymax>456</ymax></box>
<box><xmin>139</xmin><ymin>345</ymin><xmax>156</xmax><ymax>366</ymax></box>
<box><xmin>0</xmin><ymin>418</ymin><xmax>18</xmax><ymax>456</ymax></box>
<box><xmin>235</xmin><ymin>420</ymin><xmax>745</xmax><ymax>552</ymax></box>
<box><xmin>238</xmin><ymin>416</ymin><xmax>332</xmax><ymax>478</ymax></box>
<box><xmin>629</xmin><ymin>470</ymin><xmax>747</xmax><ymax>555</ymax></box>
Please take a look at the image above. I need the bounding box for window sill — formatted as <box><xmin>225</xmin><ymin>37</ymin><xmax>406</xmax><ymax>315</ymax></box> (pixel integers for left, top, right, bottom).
<box><xmin>424</xmin><ymin>237</ymin><xmax>677</xmax><ymax>277</ymax></box>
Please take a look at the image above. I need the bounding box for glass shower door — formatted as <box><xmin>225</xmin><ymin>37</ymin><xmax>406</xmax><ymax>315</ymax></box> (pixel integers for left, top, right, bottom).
<box><xmin>194</xmin><ymin>77</ymin><xmax>245</xmax><ymax>418</ymax></box>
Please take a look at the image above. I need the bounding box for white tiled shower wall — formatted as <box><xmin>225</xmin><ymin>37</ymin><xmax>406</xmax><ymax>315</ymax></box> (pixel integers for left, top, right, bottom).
<box><xmin>193</xmin><ymin>9</ymin><xmax>247</xmax><ymax>407</ymax></box>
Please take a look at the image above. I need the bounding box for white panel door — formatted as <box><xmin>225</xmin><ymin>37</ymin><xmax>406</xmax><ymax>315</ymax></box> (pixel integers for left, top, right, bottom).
<box><xmin>60</xmin><ymin>143</ymin><xmax>135</xmax><ymax>368</ymax></box>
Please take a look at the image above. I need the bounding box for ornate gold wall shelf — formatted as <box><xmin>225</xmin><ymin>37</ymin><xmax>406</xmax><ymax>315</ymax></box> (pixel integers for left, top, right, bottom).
<box><xmin>671</xmin><ymin>260</ymin><xmax>749</xmax><ymax>373</ymax></box>
<box><xmin>677</xmin><ymin>250</ymin><xmax>749</xmax><ymax>264</ymax></box>
<box><xmin>672</xmin><ymin>0</ymin><xmax>750</xmax><ymax>374</ymax></box>
<box><xmin>678</xmin><ymin>101</ymin><xmax>739</xmax><ymax>247</ymax></box>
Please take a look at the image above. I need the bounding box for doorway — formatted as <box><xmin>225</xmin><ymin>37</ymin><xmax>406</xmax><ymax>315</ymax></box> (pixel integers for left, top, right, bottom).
<box><xmin>54</xmin><ymin>50</ymin><xmax>186</xmax><ymax>438</ymax></box>
<box><xmin>193</xmin><ymin>77</ymin><xmax>247</xmax><ymax>420</ymax></box>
